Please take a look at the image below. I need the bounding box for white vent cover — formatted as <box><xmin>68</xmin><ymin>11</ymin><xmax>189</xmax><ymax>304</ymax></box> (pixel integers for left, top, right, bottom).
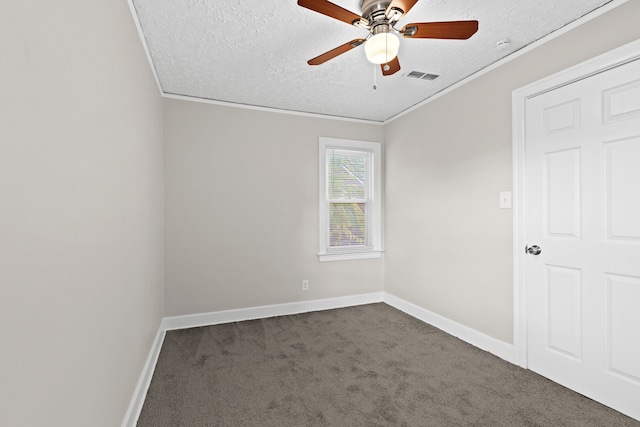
<box><xmin>405</xmin><ymin>71</ymin><xmax>440</xmax><ymax>81</ymax></box>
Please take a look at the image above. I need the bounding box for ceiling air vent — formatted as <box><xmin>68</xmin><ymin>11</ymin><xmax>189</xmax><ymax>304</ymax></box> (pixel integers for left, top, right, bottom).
<box><xmin>405</xmin><ymin>71</ymin><xmax>439</xmax><ymax>81</ymax></box>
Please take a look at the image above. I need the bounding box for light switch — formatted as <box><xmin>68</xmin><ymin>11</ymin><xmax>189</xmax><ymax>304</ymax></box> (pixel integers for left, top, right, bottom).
<box><xmin>500</xmin><ymin>191</ymin><xmax>512</xmax><ymax>209</ymax></box>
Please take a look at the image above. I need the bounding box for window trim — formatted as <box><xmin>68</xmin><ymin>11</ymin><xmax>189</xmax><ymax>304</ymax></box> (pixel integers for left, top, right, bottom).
<box><xmin>318</xmin><ymin>137</ymin><xmax>382</xmax><ymax>262</ymax></box>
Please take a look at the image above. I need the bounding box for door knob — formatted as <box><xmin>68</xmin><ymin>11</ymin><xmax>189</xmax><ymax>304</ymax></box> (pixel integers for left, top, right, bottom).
<box><xmin>526</xmin><ymin>245</ymin><xmax>542</xmax><ymax>255</ymax></box>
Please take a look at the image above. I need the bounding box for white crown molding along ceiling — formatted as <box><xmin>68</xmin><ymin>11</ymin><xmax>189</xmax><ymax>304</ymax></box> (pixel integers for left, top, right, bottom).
<box><xmin>129</xmin><ymin>0</ymin><xmax>616</xmax><ymax>123</ymax></box>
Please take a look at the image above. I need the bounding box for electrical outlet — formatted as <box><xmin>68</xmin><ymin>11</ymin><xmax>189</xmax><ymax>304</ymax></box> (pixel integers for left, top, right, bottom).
<box><xmin>302</xmin><ymin>280</ymin><xmax>309</xmax><ymax>291</ymax></box>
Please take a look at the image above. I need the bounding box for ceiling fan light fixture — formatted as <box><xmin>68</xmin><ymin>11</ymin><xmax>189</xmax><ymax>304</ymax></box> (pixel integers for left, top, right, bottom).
<box><xmin>364</xmin><ymin>32</ymin><xmax>399</xmax><ymax>64</ymax></box>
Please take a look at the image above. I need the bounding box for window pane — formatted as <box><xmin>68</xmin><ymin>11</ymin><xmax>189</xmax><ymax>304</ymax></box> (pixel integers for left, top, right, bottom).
<box><xmin>328</xmin><ymin>150</ymin><xmax>367</xmax><ymax>200</ymax></box>
<box><xmin>329</xmin><ymin>202</ymin><xmax>366</xmax><ymax>247</ymax></box>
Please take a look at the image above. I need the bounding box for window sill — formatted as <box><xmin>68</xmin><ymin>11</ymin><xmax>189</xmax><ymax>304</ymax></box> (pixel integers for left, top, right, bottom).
<box><xmin>318</xmin><ymin>250</ymin><xmax>382</xmax><ymax>263</ymax></box>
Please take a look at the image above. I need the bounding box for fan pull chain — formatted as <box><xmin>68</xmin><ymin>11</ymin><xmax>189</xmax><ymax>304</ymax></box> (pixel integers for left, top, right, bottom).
<box><xmin>373</xmin><ymin>64</ymin><xmax>377</xmax><ymax>90</ymax></box>
<box><xmin>385</xmin><ymin>31</ymin><xmax>389</xmax><ymax>64</ymax></box>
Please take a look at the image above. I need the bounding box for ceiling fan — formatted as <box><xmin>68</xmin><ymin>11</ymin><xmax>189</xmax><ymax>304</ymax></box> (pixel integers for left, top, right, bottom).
<box><xmin>298</xmin><ymin>0</ymin><xmax>479</xmax><ymax>76</ymax></box>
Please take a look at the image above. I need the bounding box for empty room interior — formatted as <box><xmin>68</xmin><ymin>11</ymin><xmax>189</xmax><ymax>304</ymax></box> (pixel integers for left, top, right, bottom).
<box><xmin>2</xmin><ymin>0</ymin><xmax>640</xmax><ymax>426</ymax></box>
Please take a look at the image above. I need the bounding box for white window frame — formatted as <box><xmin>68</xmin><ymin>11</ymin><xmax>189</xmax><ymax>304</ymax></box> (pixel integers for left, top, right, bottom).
<box><xmin>318</xmin><ymin>137</ymin><xmax>382</xmax><ymax>262</ymax></box>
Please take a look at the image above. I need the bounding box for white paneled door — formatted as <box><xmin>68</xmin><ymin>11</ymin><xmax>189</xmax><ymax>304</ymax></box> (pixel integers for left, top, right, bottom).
<box><xmin>525</xmin><ymin>58</ymin><xmax>640</xmax><ymax>420</ymax></box>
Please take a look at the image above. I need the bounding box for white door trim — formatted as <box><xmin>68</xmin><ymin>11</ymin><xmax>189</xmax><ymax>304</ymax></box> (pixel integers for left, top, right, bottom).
<box><xmin>511</xmin><ymin>38</ymin><xmax>640</xmax><ymax>368</ymax></box>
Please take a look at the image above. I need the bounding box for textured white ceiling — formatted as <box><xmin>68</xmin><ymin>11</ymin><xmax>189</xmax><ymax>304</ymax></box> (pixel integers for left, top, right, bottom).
<box><xmin>131</xmin><ymin>0</ymin><xmax>613</xmax><ymax>122</ymax></box>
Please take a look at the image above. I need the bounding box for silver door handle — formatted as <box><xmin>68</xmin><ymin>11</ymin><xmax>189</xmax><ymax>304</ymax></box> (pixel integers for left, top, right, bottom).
<box><xmin>526</xmin><ymin>245</ymin><xmax>542</xmax><ymax>255</ymax></box>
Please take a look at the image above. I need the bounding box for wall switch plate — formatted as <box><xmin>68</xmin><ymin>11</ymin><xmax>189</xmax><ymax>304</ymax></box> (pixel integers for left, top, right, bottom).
<box><xmin>500</xmin><ymin>191</ymin><xmax>512</xmax><ymax>209</ymax></box>
<box><xmin>302</xmin><ymin>280</ymin><xmax>309</xmax><ymax>291</ymax></box>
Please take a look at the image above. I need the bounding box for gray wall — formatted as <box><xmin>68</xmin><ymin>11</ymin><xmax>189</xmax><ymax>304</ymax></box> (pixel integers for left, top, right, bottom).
<box><xmin>384</xmin><ymin>0</ymin><xmax>640</xmax><ymax>343</ymax></box>
<box><xmin>0</xmin><ymin>1</ymin><xmax>164</xmax><ymax>426</ymax></box>
<box><xmin>163</xmin><ymin>99</ymin><xmax>385</xmax><ymax>316</ymax></box>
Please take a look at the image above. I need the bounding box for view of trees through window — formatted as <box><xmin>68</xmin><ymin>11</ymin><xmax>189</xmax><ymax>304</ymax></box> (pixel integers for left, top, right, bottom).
<box><xmin>327</xmin><ymin>150</ymin><xmax>368</xmax><ymax>247</ymax></box>
<box><xmin>329</xmin><ymin>202</ymin><xmax>366</xmax><ymax>246</ymax></box>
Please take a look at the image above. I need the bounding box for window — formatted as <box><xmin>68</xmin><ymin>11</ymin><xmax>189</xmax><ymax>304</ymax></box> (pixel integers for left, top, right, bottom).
<box><xmin>318</xmin><ymin>137</ymin><xmax>382</xmax><ymax>262</ymax></box>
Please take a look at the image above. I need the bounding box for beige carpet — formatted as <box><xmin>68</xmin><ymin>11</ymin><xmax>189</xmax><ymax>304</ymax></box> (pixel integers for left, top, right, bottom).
<box><xmin>138</xmin><ymin>303</ymin><xmax>639</xmax><ymax>426</ymax></box>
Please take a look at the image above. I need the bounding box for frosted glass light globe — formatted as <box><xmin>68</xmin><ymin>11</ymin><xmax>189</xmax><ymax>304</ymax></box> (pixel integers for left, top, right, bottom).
<box><xmin>364</xmin><ymin>32</ymin><xmax>400</xmax><ymax>64</ymax></box>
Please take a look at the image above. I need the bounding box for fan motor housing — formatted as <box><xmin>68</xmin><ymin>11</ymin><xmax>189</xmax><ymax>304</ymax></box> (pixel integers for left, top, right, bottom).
<box><xmin>361</xmin><ymin>0</ymin><xmax>392</xmax><ymax>21</ymax></box>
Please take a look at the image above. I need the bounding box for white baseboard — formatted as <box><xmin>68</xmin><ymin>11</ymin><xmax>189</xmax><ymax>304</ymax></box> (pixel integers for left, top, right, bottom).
<box><xmin>164</xmin><ymin>291</ymin><xmax>385</xmax><ymax>330</ymax></box>
<box><xmin>383</xmin><ymin>292</ymin><xmax>517</xmax><ymax>364</ymax></box>
<box><xmin>121</xmin><ymin>323</ymin><xmax>166</xmax><ymax>427</ymax></box>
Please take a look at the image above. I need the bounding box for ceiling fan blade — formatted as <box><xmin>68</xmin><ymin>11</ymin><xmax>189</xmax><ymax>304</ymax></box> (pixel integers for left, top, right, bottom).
<box><xmin>307</xmin><ymin>39</ymin><xmax>365</xmax><ymax>65</ymax></box>
<box><xmin>298</xmin><ymin>0</ymin><xmax>364</xmax><ymax>26</ymax></box>
<box><xmin>381</xmin><ymin>56</ymin><xmax>401</xmax><ymax>76</ymax></box>
<box><xmin>386</xmin><ymin>0</ymin><xmax>419</xmax><ymax>16</ymax></box>
<box><xmin>402</xmin><ymin>20</ymin><xmax>479</xmax><ymax>39</ymax></box>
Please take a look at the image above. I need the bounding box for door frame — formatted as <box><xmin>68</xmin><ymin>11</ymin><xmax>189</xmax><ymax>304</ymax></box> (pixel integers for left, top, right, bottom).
<box><xmin>511</xmin><ymin>38</ymin><xmax>640</xmax><ymax>368</ymax></box>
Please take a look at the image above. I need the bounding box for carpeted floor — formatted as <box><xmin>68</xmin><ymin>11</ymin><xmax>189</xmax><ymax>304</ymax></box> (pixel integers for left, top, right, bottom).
<box><xmin>138</xmin><ymin>303</ymin><xmax>639</xmax><ymax>426</ymax></box>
